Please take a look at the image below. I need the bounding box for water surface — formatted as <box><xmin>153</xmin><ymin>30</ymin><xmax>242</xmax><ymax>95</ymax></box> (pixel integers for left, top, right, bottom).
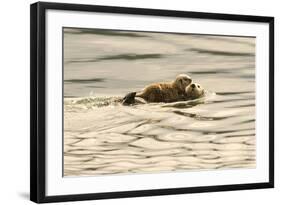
<box><xmin>63</xmin><ymin>28</ymin><xmax>255</xmax><ymax>176</ymax></box>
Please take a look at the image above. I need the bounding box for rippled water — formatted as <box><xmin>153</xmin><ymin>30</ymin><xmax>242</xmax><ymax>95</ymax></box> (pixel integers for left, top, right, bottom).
<box><xmin>63</xmin><ymin>28</ymin><xmax>256</xmax><ymax>176</ymax></box>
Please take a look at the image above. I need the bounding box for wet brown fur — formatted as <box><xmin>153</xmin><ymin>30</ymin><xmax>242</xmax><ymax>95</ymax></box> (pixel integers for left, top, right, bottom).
<box><xmin>137</xmin><ymin>81</ymin><xmax>186</xmax><ymax>103</ymax></box>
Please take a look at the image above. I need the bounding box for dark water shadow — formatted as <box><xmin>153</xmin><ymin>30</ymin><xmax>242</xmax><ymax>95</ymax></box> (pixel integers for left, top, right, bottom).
<box><xmin>234</xmin><ymin>119</ymin><xmax>255</xmax><ymax>125</ymax></box>
<box><xmin>226</xmin><ymin>103</ymin><xmax>255</xmax><ymax>108</ymax></box>
<box><xmin>237</xmin><ymin>74</ymin><xmax>255</xmax><ymax>79</ymax></box>
<box><xmin>189</xmin><ymin>70</ymin><xmax>230</xmax><ymax>75</ymax></box>
<box><xmin>213</xmin><ymin>97</ymin><xmax>255</xmax><ymax>104</ymax></box>
<box><xmin>86</xmin><ymin>85</ymin><xmax>106</xmax><ymax>88</ymax></box>
<box><xmin>67</xmin><ymin>53</ymin><xmax>164</xmax><ymax>64</ymax></box>
<box><xmin>188</xmin><ymin>48</ymin><xmax>254</xmax><ymax>57</ymax></box>
<box><xmin>191</xmin><ymin>35</ymin><xmax>256</xmax><ymax>47</ymax></box>
<box><xmin>64</xmin><ymin>78</ymin><xmax>105</xmax><ymax>84</ymax></box>
<box><xmin>188</xmin><ymin>66</ymin><xmax>252</xmax><ymax>75</ymax></box>
<box><xmin>173</xmin><ymin>110</ymin><xmax>232</xmax><ymax>121</ymax></box>
<box><xmin>64</xmin><ymin>28</ymin><xmax>149</xmax><ymax>38</ymax></box>
<box><xmin>202</xmin><ymin>128</ymin><xmax>254</xmax><ymax>135</ymax></box>
<box><xmin>216</xmin><ymin>91</ymin><xmax>253</xmax><ymax>96</ymax></box>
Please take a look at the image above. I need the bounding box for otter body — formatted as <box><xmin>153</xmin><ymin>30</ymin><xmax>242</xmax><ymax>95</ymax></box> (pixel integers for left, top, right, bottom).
<box><xmin>136</xmin><ymin>83</ymin><xmax>184</xmax><ymax>103</ymax></box>
<box><xmin>135</xmin><ymin>74</ymin><xmax>192</xmax><ymax>103</ymax></box>
<box><xmin>122</xmin><ymin>74</ymin><xmax>205</xmax><ymax>105</ymax></box>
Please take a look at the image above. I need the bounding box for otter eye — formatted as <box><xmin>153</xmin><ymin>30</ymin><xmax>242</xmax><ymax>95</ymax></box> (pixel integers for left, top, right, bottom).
<box><xmin>198</xmin><ymin>85</ymin><xmax>200</xmax><ymax>88</ymax></box>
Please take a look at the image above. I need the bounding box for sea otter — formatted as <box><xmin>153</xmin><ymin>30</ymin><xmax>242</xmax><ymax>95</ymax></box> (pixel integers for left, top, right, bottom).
<box><xmin>122</xmin><ymin>81</ymin><xmax>205</xmax><ymax>105</ymax></box>
<box><xmin>122</xmin><ymin>74</ymin><xmax>194</xmax><ymax>105</ymax></box>
<box><xmin>125</xmin><ymin>74</ymin><xmax>192</xmax><ymax>104</ymax></box>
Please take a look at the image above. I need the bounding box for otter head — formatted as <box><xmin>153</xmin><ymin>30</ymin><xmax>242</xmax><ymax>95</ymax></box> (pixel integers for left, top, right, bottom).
<box><xmin>185</xmin><ymin>83</ymin><xmax>205</xmax><ymax>99</ymax></box>
<box><xmin>173</xmin><ymin>74</ymin><xmax>192</xmax><ymax>92</ymax></box>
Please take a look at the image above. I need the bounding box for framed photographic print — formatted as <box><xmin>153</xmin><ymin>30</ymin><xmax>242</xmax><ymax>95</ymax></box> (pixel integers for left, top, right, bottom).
<box><xmin>30</xmin><ymin>2</ymin><xmax>274</xmax><ymax>203</ymax></box>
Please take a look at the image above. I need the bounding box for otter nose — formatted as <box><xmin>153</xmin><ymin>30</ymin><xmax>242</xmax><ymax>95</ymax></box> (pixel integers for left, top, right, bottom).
<box><xmin>191</xmin><ymin>84</ymin><xmax>195</xmax><ymax>88</ymax></box>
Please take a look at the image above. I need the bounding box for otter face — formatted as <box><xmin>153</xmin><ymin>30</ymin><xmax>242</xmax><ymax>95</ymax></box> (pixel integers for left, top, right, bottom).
<box><xmin>174</xmin><ymin>74</ymin><xmax>192</xmax><ymax>91</ymax></box>
<box><xmin>185</xmin><ymin>83</ymin><xmax>204</xmax><ymax>99</ymax></box>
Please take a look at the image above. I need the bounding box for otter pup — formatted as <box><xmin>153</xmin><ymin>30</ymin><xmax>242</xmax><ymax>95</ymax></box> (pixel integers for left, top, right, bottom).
<box><xmin>185</xmin><ymin>82</ymin><xmax>205</xmax><ymax>99</ymax></box>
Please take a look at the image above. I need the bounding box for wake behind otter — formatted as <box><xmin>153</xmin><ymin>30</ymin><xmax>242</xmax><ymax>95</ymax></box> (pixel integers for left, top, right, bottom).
<box><xmin>64</xmin><ymin>90</ymin><xmax>215</xmax><ymax>111</ymax></box>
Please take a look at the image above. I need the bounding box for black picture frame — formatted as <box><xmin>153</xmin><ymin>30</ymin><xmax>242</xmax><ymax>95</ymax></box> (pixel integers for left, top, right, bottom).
<box><xmin>30</xmin><ymin>1</ymin><xmax>274</xmax><ymax>203</ymax></box>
